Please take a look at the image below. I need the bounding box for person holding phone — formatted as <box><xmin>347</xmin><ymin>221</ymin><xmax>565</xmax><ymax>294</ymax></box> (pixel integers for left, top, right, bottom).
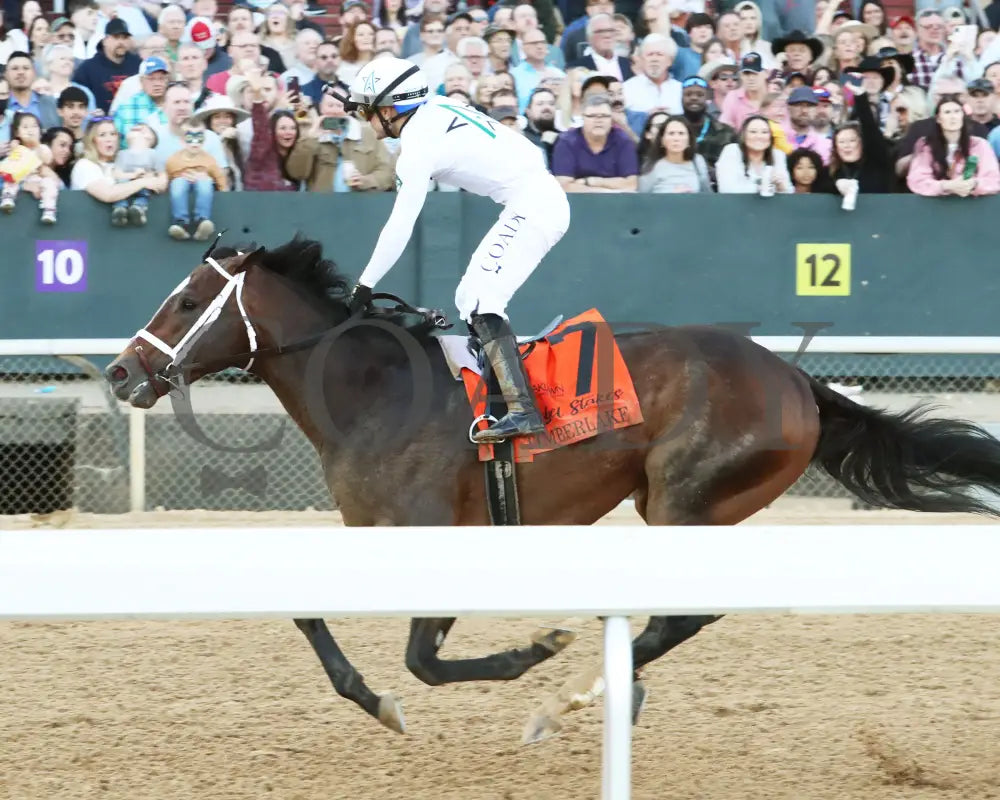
<box><xmin>284</xmin><ymin>81</ymin><xmax>394</xmax><ymax>192</ymax></box>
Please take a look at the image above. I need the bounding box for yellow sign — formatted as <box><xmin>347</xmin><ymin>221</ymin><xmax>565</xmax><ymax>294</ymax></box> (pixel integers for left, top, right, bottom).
<box><xmin>796</xmin><ymin>244</ymin><xmax>851</xmax><ymax>296</ymax></box>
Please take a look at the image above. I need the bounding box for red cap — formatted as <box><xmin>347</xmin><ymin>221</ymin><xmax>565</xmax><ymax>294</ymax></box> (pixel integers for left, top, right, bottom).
<box><xmin>890</xmin><ymin>15</ymin><xmax>915</xmax><ymax>29</ymax></box>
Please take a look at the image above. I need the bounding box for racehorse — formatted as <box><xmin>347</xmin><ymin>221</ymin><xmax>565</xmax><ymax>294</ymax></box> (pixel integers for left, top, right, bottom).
<box><xmin>105</xmin><ymin>235</ymin><xmax>1000</xmax><ymax>740</ymax></box>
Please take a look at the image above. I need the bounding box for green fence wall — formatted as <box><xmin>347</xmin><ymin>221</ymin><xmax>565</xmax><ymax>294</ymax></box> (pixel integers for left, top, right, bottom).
<box><xmin>2</xmin><ymin>191</ymin><xmax>998</xmax><ymax>340</ymax></box>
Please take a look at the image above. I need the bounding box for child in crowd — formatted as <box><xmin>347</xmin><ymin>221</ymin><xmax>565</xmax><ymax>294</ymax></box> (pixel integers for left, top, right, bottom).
<box><xmin>112</xmin><ymin>123</ymin><xmax>158</xmax><ymax>226</ymax></box>
<box><xmin>0</xmin><ymin>112</ymin><xmax>60</xmax><ymax>224</ymax></box>
<box><xmin>164</xmin><ymin>118</ymin><xmax>227</xmax><ymax>241</ymax></box>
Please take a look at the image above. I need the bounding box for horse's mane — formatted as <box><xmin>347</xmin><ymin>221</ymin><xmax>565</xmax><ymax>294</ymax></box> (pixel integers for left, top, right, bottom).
<box><xmin>221</xmin><ymin>234</ymin><xmax>447</xmax><ymax>342</ymax></box>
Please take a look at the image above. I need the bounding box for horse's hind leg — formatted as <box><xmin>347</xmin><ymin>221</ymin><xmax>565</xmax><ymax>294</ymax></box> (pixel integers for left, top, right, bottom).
<box><xmin>294</xmin><ymin>619</ymin><xmax>405</xmax><ymax>734</ymax></box>
<box><xmin>404</xmin><ymin>617</ymin><xmax>577</xmax><ymax>686</ymax></box>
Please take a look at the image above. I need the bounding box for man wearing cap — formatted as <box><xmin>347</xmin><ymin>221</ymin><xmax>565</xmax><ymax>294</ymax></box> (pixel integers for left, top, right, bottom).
<box><xmin>680</xmin><ymin>75</ymin><xmax>735</xmax><ymax>181</ymax></box>
<box><xmin>113</xmin><ymin>56</ymin><xmax>170</xmax><ymax>139</ymax></box>
<box><xmin>698</xmin><ymin>59</ymin><xmax>737</xmax><ymax>119</ymax></box>
<box><xmin>622</xmin><ymin>33</ymin><xmax>681</xmax><ymax>114</ymax></box>
<box><xmin>967</xmin><ymin>77</ymin><xmax>1000</xmax><ymax>132</ymax></box>
<box><xmin>719</xmin><ymin>52</ymin><xmax>766</xmax><ymax>130</ymax></box>
<box><xmin>71</xmin><ymin>17</ymin><xmax>141</xmax><ymax>112</ymax></box>
<box><xmin>484</xmin><ymin>24</ymin><xmax>516</xmax><ymax>74</ymax></box>
<box><xmin>784</xmin><ymin>85</ymin><xmax>831</xmax><ymax>163</ymax></box>
<box><xmin>186</xmin><ymin>16</ymin><xmax>231</xmax><ymax>78</ymax></box>
<box><xmin>889</xmin><ymin>15</ymin><xmax>916</xmax><ymax>54</ymax></box>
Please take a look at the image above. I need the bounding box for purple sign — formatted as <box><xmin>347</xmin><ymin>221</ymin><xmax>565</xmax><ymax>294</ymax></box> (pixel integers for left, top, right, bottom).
<box><xmin>35</xmin><ymin>240</ymin><xmax>88</xmax><ymax>293</ymax></box>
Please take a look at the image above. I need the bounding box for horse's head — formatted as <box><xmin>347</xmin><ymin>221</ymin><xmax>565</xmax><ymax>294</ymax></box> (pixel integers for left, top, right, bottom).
<box><xmin>105</xmin><ymin>243</ymin><xmax>269</xmax><ymax>408</ymax></box>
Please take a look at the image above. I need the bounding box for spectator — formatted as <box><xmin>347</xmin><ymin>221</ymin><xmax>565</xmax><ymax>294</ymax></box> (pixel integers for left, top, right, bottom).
<box><xmin>859</xmin><ymin>0</ymin><xmax>888</xmax><ymax>37</ymax></box>
<box><xmin>108</xmin><ymin>33</ymin><xmax>170</xmax><ymax>113</ymax></box>
<box><xmin>377</xmin><ymin>0</ymin><xmax>408</xmax><ymax>40</ymax></box>
<box><xmin>966</xmin><ymin>77</ymin><xmax>999</xmax><ymax>133</ymax></box>
<box><xmin>522</xmin><ymin>86</ymin><xmax>560</xmax><ymax>167</ymax></box>
<box><xmin>907</xmin><ymin>96</ymin><xmax>1000</xmax><ymax>196</ymax></box>
<box><xmin>826</xmin><ymin>92</ymin><xmax>893</xmax><ymax>198</ymax></box>
<box><xmin>551</xmin><ymin>93</ymin><xmax>639</xmax><ymax>192</ymax></box>
<box><xmin>56</xmin><ymin>86</ymin><xmax>89</xmax><ymax>142</ymax></box>
<box><xmin>285</xmin><ymin>85</ymin><xmax>393</xmax><ymax>192</ymax></box>
<box><xmin>338</xmin><ymin>21</ymin><xmax>376</xmax><ymax>86</ymax></box>
<box><xmin>716</xmin><ymin>114</ymin><xmax>792</xmax><ymax>193</ymax></box>
<box><xmin>699</xmin><ymin>59</ymin><xmax>738</xmax><ymax>119</ymax></box>
<box><xmin>90</xmin><ymin>0</ymin><xmax>153</xmax><ymax>45</ymax></box>
<box><xmin>910</xmin><ymin>10</ymin><xmax>946</xmax><ymax>90</ymax></box>
<box><xmin>441</xmin><ymin>62</ymin><xmax>473</xmax><ymax>97</ymax></box>
<box><xmin>719</xmin><ymin>52</ymin><xmax>766</xmax><ymax>130</ymax></box>
<box><xmin>6</xmin><ymin>51</ymin><xmax>59</xmax><ymax>128</ymax></box>
<box><xmin>637</xmin><ymin>109</ymin><xmax>669</xmax><ymax>165</ymax></box>
<box><xmin>623</xmin><ymin>33</ymin><xmax>681</xmax><ymax>114</ymax></box>
<box><xmin>443</xmin><ymin>11</ymin><xmax>472</xmax><ymax>58</ymax></box>
<box><xmin>185</xmin><ymin>17</ymin><xmax>229</xmax><ymax>78</ymax></box>
<box><xmin>784</xmin><ymin>85</ymin><xmax>832</xmax><ymax>162</ymax></box>
<box><xmin>400</xmin><ymin>0</ymin><xmax>449</xmax><ymax>58</ymax></box>
<box><xmin>554</xmin><ymin>66</ymin><xmax>591</xmax><ymax>128</ymax></box>
<box><xmin>227</xmin><ymin>6</ymin><xmax>286</xmax><ymax>74</ymax></box>
<box><xmin>715</xmin><ymin>13</ymin><xmax>743</xmax><ymax>62</ymax></box>
<box><xmin>456</xmin><ymin>36</ymin><xmax>487</xmax><ymax>87</ymax></box>
<box><xmin>205</xmin><ymin>30</ymin><xmax>270</xmax><ymax>95</ymax></box>
<box><xmin>884</xmin><ymin>86</ymin><xmax>929</xmax><ymax>146</ymax></box>
<box><xmin>489</xmin><ymin>105</ymin><xmax>520</xmax><ymax>130</ymax></box>
<box><xmin>283</xmin><ymin>28</ymin><xmax>324</xmax><ymax>85</ymax></box>
<box><xmin>113</xmin><ymin>56</ymin><xmax>169</xmax><ymax>139</ymax></box>
<box><xmin>683</xmin><ymin>13</ymin><xmax>717</xmax><ymax>68</ymax></box>
<box><xmin>242</xmin><ymin>73</ymin><xmax>300</xmax><ymax>191</ymax></box>
<box><xmin>25</xmin><ymin>15</ymin><xmax>50</xmax><ymax>73</ymax></box>
<box><xmin>771</xmin><ymin>30</ymin><xmax>823</xmax><ymax>81</ymax></box>
<box><xmin>151</xmin><ymin>83</ymin><xmax>230</xmax><ymax>179</ymax></box>
<box><xmin>192</xmin><ymin>93</ymin><xmax>249</xmax><ymax>190</ymax></box>
<box><xmin>112</xmin><ymin>122</ymin><xmax>158</xmax><ymax>226</ymax></box>
<box><xmin>165</xmin><ymin>118</ymin><xmax>227</xmax><ymax>241</ymax></box>
<box><xmin>788</xmin><ymin>147</ymin><xmax>833</xmax><ymax>193</ymax></box>
<box><xmin>734</xmin><ymin>1</ymin><xmax>776</xmax><ymax>69</ymax></box>
<box><xmin>889</xmin><ymin>15</ymin><xmax>916</xmax><ymax>55</ymax></box>
<box><xmin>0</xmin><ymin>111</ymin><xmax>60</xmax><ymax>223</ymax></box>
<box><xmin>701</xmin><ymin>38</ymin><xmax>730</xmax><ymax>64</ymax></box>
<box><xmin>158</xmin><ymin>4</ymin><xmax>187</xmax><ymax>63</ymax></box>
<box><xmin>568</xmin><ymin>14</ymin><xmax>633</xmax><ymax>81</ymax></box>
<box><xmin>340</xmin><ymin>0</ymin><xmax>370</xmax><ymax>32</ymax></box>
<box><xmin>679</xmin><ymin>76</ymin><xmax>735</xmax><ymax>183</ymax></box>
<box><xmin>66</xmin><ymin>0</ymin><xmax>97</xmax><ymax>61</ymax></box>
<box><xmin>302</xmin><ymin>40</ymin><xmax>342</xmax><ymax>106</ymax></box>
<box><xmin>70</xmin><ymin>118</ymin><xmax>165</xmax><ymax>218</ymax></box>
<box><xmin>511</xmin><ymin>28</ymin><xmax>566</xmax><ymax>112</ymax></box>
<box><xmin>261</xmin><ymin>3</ymin><xmax>298</xmax><ymax>71</ymax></box>
<box><xmin>638</xmin><ymin>115</ymin><xmax>712</xmax><ymax>193</ymax></box>
<box><xmin>176</xmin><ymin>43</ymin><xmax>212</xmax><ymax>110</ymax></box>
<box><xmin>561</xmin><ymin>0</ymin><xmax>614</xmax><ymax>64</ymax></box>
<box><xmin>41</xmin><ymin>125</ymin><xmax>78</xmax><ymax>186</ymax></box>
<box><xmin>511</xmin><ymin>4</ymin><xmax>564</xmax><ymax>69</ymax></box>
<box><xmin>407</xmin><ymin>15</ymin><xmax>456</xmax><ymax>93</ymax></box>
<box><xmin>877</xmin><ymin>46</ymin><xmax>913</xmax><ymax>93</ymax></box>
<box><xmin>40</xmin><ymin>44</ymin><xmax>96</xmax><ymax>112</ymax></box>
<box><xmin>71</xmin><ymin>18</ymin><xmax>140</xmax><ymax>112</ymax></box>
<box><xmin>483</xmin><ymin>24</ymin><xmax>515</xmax><ymax>75</ymax></box>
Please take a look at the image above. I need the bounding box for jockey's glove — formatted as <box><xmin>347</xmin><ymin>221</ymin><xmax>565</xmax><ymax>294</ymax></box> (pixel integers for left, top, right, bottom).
<box><xmin>349</xmin><ymin>283</ymin><xmax>373</xmax><ymax>316</ymax></box>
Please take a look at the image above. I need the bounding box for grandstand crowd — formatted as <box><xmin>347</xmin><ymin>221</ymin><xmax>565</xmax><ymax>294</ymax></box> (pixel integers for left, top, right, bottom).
<box><xmin>1</xmin><ymin>0</ymin><xmax>998</xmax><ymax>235</ymax></box>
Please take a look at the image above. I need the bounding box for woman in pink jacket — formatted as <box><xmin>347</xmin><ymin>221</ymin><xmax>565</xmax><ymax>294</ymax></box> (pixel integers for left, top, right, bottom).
<box><xmin>907</xmin><ymin>97</ymin><xmax>1000</xmax><ymax>197</ymax></box>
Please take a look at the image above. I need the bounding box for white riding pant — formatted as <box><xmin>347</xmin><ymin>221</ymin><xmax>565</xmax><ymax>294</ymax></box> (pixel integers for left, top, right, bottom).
<box><xmin>454</xmin><ymin>175</ymin><xmax>570</xmax><ymax>324</ymax></box>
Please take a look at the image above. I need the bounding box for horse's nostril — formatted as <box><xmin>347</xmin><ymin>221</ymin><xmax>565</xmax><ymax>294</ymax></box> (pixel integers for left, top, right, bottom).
<box><xmin>107</xmin><ymin>365</ymin><xmax>128</xmax><ymax>384</ymax></box>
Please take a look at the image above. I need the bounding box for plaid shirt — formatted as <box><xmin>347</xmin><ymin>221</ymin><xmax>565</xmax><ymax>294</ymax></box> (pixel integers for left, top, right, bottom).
<box><xmin>910</xmin><ymin>48</ymin><xmax>945</xmax><ymax>91</ymax></box>
<box><xmin>113</xmin><ymin>92</ymin><xmax>167</xmax><ymax>141</ymax></box>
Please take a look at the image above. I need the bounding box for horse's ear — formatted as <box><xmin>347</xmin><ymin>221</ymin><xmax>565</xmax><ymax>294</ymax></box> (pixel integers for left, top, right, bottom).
<box><xmin>237</xmin><ymin>246</ymin><xmax>267</xmax><ymax>273</ymax></box>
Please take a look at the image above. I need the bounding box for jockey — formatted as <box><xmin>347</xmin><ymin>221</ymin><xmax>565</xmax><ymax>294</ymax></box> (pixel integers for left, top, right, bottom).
<box><xmin>340</xmin><ymin>56</ymin><xmax>571</xmax><ymax>444</ymax></box>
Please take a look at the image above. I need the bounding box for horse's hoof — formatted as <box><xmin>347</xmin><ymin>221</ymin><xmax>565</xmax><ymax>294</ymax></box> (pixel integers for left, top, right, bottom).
<box><xmin>631</xmin><ymin>680</ymin><xmax>648</xmax><ymax>725</ymax></box>
<box><xmin>521</xmin><ymin>713</ymin><xmax>564</xmax><ymax>745</ymax></box>
<box><xmin>531</xmin><ymin>626</ymin><xmax>579</xmax><ymax>654</ymax></box>
<box><xmin>377</xmin><ymin>693</ymin><xmax>406</xmax><ymax>734</ymax></box>
<box><xmin>568</xmin><ymin>675</ymin><xmax>605</xmax><ymax>711</ymax></box>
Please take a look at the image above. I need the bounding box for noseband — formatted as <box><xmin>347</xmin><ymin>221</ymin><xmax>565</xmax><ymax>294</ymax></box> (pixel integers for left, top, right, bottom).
<box><xmin>129</xmin><ymin>256</ymin><xmax>258</xmax><ymax>397</ymax></box>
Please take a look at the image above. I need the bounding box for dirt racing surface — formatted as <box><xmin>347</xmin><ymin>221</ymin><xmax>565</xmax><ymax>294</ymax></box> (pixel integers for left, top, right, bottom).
<box><xmin>3</xmin><ymin>500</ymin><xmax>1000</xmax><ymax>800</ymax></box>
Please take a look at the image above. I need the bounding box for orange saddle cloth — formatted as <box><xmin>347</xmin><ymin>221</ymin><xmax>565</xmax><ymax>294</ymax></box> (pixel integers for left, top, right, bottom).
<box><xmin>459</xmin><ymin>309</ymin><xmax>644</xmax><ymax>463</ymax></box>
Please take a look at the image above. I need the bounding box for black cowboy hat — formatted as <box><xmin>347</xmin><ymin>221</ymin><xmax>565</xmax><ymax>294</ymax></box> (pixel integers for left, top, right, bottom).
<box><xmin>855</xmin><ymin>55</ymin><xmax>896</xmax><ymax>87</ymax></box>
<box><xmin>771</xmin><ymin>29</ymin><xmax>823</xmax><ymax>62</ymax></box>
<box><xmin>875</xmin><ymin>46</ymin><xmax>915</xmax><ymax>79</ymax></box>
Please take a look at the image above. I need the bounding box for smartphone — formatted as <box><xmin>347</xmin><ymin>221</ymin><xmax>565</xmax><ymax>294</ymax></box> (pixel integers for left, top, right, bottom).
<box><xmin>952</xmin><ymin>24</ymin><xmax>976</xmax><ymax>51</ymax></box>
<box><xmin>321</xmin><ymin>116</ymin><xmax>347</xmax><ymax>132</ymax></box>
<box><xmin>287</xmin><ymin>75</ymin><xmax>301</xmax><ymax>102</ymax></box>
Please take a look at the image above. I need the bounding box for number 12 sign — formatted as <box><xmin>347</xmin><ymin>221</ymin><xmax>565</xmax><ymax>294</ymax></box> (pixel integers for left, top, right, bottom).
<box><xmin>36</xmin><ymin>241</ymin><xmax>88</xmax><ymax>293</ymax></box>
<box><xmin>795</xmin><ymin>243</ymin><xmax>851</xmax><ymax>296</ymax></box>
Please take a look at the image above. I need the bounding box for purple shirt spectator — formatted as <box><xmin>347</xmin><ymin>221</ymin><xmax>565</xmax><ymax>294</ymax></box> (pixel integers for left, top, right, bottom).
<box><xmin>551</xmin><ymin>126</ymin><xmax>639</xmax><ymax>180</ymax></box>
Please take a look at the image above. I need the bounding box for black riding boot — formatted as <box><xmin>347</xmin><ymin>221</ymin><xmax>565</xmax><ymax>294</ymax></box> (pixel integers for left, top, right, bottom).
<box><xmin>470</xmin><ymin>313</ymin><xmax>545</xmax><ymax>443</ymax></box>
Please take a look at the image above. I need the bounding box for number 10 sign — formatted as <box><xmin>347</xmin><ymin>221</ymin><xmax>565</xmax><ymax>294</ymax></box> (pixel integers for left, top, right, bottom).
<box><xmin>36</xmin><ymin>241</ymin><xmax>88</xmax><ymax>293</ymax></box>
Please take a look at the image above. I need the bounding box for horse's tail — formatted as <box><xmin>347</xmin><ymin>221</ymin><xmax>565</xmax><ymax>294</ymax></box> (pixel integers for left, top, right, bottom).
<box><xmin>806</xmin><ymin>374</ymin><xmax>1000</xmax><ymax>515</ymax></box>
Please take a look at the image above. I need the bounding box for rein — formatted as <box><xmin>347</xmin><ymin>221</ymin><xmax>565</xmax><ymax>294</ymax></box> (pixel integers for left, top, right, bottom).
<box><xmin>129</xmin><ymin>265</ymin><xmax>451</xmax><ymax>395</ymax></box>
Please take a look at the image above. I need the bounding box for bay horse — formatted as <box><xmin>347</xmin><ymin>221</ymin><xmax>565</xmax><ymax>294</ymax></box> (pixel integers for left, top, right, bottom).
<box><xmin>105</xmin><ymin>236</ymin><xmax>1000</xmax><ymax>739</ymax></box>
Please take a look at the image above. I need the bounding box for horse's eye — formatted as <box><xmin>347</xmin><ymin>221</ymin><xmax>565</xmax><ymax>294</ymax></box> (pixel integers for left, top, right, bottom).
<box><xmin>180</xmin><ymin>298</ymin><xmax>197</xmax><ymax>312</ymax></box>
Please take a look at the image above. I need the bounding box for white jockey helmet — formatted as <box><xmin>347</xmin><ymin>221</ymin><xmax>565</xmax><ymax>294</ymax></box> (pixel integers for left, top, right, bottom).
<box><xmin>349</xmin><ymin>57</ymin><xmax>429</xmax><ymax>116</ymax></box>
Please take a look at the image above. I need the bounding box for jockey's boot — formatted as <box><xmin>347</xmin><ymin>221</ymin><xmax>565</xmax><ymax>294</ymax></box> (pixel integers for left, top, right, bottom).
<box><xmin>470</xmin><ymin>312</ymin><xmax>546</xmax><ymax>443</ymax></box>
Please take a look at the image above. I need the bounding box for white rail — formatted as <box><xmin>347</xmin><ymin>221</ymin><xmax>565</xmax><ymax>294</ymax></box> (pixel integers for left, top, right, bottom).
<box><xmin>4</xmin><ymin>525</ymin><xmax>1000</xmax><ymax>800</ymax></box>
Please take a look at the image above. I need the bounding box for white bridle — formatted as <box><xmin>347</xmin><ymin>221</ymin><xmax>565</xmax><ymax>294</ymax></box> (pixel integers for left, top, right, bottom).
<box><xmin>133</xmin><ymin>256</ymin><xmax>259</xmax><ymax>377</ymax></box>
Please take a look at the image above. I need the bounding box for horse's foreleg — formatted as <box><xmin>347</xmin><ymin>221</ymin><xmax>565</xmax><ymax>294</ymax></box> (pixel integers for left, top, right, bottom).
<box><xmin>294</xmin><ymin>618</ymin><xmax>405</xmax><ymax>734</ymax></box>
<box><xmin>520</xmin><ymin>615</ymin><xmax>721</xmax><ymax>744</ymax></box>
<box><xmin>403</xmin><ymin>617</ymin><xmax>577</xmax><ymax>686</ymax></box>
